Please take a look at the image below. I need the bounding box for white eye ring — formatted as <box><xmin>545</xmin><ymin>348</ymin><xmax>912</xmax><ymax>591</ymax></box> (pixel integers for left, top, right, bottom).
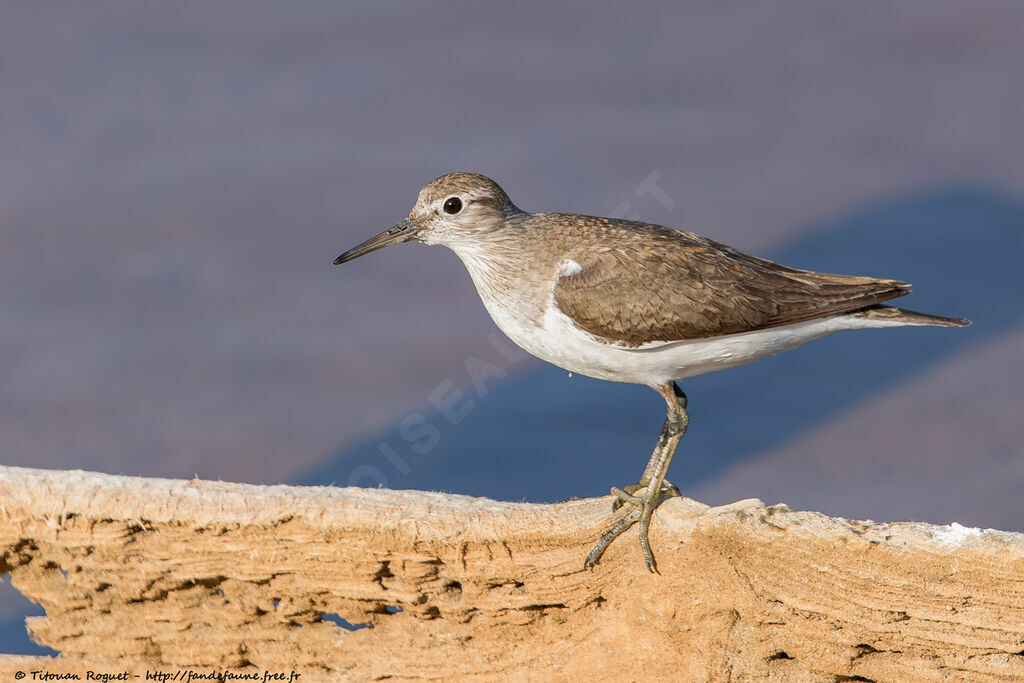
<box><xmin>443</xmin><ymin>196</ymin><xmax>463</xmax><ymax>215</ymax></box>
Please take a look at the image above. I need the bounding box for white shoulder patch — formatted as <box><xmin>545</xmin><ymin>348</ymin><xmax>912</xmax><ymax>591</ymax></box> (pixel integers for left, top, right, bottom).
<box><xmin>558</xmin><ymin>259</ymin><xmax>583</xmax><ymax>277</ymax></box>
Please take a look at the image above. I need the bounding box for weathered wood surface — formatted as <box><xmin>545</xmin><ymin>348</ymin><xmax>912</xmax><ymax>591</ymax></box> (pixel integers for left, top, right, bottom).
<box><xmin>2</xmin><ymin>464</ymin><xmax>1024</xmax><ymax>681</ymax></box>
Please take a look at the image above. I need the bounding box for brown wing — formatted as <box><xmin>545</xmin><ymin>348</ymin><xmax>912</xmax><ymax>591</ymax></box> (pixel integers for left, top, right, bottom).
<box><xmin>551</xmin><ymin>222</ymin><xmax>910</xmax><ymax>346</ymax></box>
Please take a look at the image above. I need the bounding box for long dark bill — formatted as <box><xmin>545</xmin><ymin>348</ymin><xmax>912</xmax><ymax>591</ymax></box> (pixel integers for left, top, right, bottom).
<box><xmin>333</xmin><ymin>218</ymin><xmax>419</xmax><ymax>265</ymax></box>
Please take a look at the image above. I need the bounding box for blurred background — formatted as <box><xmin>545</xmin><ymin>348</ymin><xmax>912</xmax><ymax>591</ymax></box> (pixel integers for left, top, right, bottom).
<box><xmin>2</xmin><ymin>1</ymin><xmax>1023</xmax><ymax>654</ymax></box>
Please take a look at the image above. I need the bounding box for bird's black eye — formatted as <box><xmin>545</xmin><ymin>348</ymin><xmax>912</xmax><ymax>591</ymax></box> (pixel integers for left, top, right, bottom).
<box><xmin>443</xmin><ymin>196</ymin><xmax>463</xmax><ymax>214</ymax></box>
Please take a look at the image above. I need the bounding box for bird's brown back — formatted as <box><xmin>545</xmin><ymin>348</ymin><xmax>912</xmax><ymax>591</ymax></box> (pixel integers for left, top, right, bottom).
<box><xmin>532</xmin><ymin>213</ymin><xmax>910</xmax><ymax>346</ymax></box>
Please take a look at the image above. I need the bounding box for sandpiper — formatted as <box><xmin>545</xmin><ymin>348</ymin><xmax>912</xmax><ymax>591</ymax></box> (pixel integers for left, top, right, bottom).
<box><xmin>334</xmin><ymin>172</ymin><xmax>969</xmax><ymax>572</ymax></box>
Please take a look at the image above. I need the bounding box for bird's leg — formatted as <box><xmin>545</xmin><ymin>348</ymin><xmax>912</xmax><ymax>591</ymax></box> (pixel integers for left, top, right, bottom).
<box><xmin>611</xmin><ymin>479</ymin><xmax>682</xmax><ymax>508</ymax></box>
<box><xmin>611</xmin><ymin>383</ymin><xmax>687</xmax><ymax>509</ymax></box>
<box><xmin>586</xmin><ymin>382</ymin><xmax>689</xmax><ymax>572</ymax></box>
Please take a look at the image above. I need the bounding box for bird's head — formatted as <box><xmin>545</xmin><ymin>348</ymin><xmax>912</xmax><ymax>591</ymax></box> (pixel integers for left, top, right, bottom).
<box><xmin>334</xmin><ymin>172</ymin><xmax>521</xmax><ymax>265</ymax></box>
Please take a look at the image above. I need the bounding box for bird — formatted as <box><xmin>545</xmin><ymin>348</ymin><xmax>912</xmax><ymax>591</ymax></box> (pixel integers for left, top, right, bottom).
<box><xmin>333</xmin><ymin>172</ymin><xmax>969</xmax><ymax>572</ymax></box>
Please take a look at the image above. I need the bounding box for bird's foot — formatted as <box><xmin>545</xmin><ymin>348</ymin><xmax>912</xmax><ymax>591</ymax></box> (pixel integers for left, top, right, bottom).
<box><xmin>586</xmin><ymin>483</ymin><xmax>678</xmax><ymax>573</ymax></box>
<box><xmin>610</xmin><ymin>478</ymin><xmax>681</xmax><ymax>511</ymax></box>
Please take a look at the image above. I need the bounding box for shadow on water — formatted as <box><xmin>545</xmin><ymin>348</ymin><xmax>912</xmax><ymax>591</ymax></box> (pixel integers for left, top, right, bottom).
<box><xmin>5</xmin><ymin>188</ymin><xmax>1016</xmax><ymax>658</ymax></box>
<box><xmin>298</xmin><ymin>187</ymin><xmax>1024</xmax><ymax>502</ymax></box>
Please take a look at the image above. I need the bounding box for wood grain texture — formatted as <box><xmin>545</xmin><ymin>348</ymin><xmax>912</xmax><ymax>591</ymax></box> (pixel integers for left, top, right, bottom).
<box><xmin>2</xmin><ymin>465</ymin><xmax>1024</xmax><ymax>681</ymax></box>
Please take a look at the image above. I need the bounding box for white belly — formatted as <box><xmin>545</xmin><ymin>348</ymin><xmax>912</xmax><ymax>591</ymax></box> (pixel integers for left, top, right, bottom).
<box><xmin>455</xmin><ymin>246</ymin><xmax>908</xmax><ymax>388</ymax></box>
<box><xmin>482</xmin><ymin>296</ymin><xmax>906</xmax><ymax>387</ymax></box>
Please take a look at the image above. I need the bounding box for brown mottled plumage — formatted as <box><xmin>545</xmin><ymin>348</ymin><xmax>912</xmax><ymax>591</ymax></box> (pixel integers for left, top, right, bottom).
<box><xmin>334</xmin><ymin>172</ymin><xmax>969</xmax><ymax>572</ymax></box>
<box><xmin>547</xmin><ymin>217</ymin><xmax>909</xmax><ymax>346</ymax></box>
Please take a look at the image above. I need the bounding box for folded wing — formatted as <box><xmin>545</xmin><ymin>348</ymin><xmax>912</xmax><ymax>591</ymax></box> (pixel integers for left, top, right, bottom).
<box><xmin>552</xmin><ymin>223</ymin><xmax>910</xmax><ymax>347</ymax></box>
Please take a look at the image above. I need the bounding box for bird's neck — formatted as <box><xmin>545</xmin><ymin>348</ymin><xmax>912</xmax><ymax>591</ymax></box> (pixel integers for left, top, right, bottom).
<box><xmin>447</xmin><ymin>230</ymin><xmax>521</xmax><ymax>287</ymax></box>
<box><xmin>445</xmin><ymin>227</ymin><xmax>554</xmax><ymax>326</ymax></box>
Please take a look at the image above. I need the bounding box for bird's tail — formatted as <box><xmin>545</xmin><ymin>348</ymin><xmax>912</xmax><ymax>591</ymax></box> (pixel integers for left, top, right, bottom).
<box><xmin>852</xmin><ymin>304</ymin><xmax>970</xmax><ymax>327</ymax></box>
